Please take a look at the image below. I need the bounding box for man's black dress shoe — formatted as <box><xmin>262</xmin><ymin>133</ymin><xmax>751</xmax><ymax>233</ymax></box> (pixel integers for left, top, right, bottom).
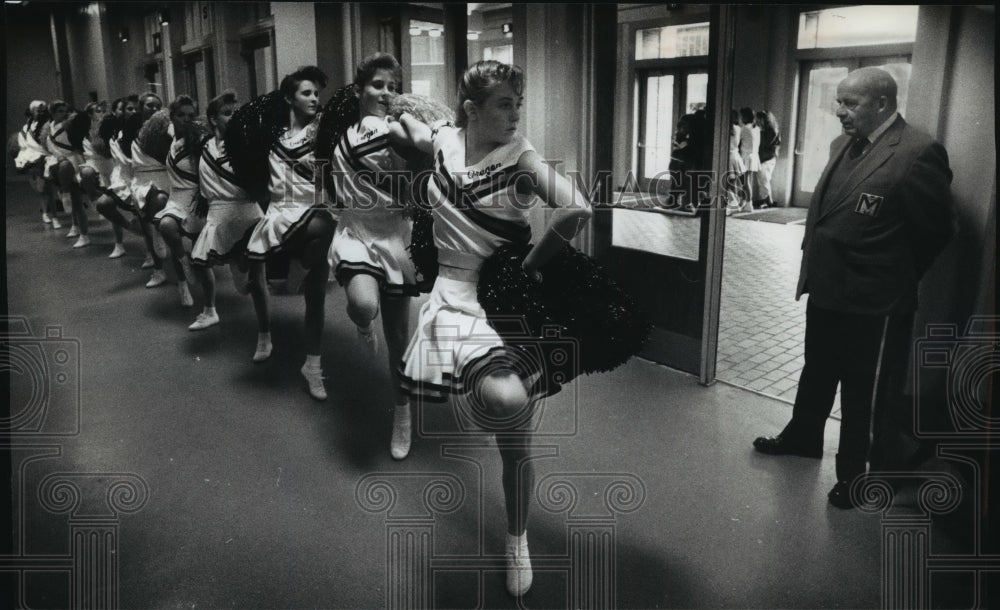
<box><xmin>828</xmin><ymin>481</ymin><xmax>855</xmax><ymax>509</ymax></box>
<box><xmin>752</xmin><ymin>435</ymin><xmax>823</xmax><ymax>458</ymax></box>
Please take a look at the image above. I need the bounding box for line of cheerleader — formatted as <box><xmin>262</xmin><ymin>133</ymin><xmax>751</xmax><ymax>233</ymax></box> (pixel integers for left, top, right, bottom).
<box><xmin>11</xmin><ymin>55</ymin><xmax>651</xmax><ymax>599</ymax></box>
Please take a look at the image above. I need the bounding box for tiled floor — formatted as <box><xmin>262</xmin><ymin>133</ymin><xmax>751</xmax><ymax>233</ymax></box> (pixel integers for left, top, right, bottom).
<box><xmin>717</xmin><ymin>209</ymin><xmax>843</xmax><ymax>418</ymax></box>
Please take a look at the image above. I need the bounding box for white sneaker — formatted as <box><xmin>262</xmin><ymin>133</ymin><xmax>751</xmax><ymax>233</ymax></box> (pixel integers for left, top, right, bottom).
<box><xmin>391</xmin><ymin>404</ymin><xmax>412</xmax><ymax>460</ymax></box>
<box><xmin>300</xmin><ymin>363</ymin><xmax>327</xmax><ymax>400</ymax></box>
<box><xmin>145</xmin><ymin>269</ymin><xmax>167</xmax><ymax>288</ymax></box>
<box><xmin>188</xmin><ymin>311</ymin><xmax>219</xmax><ymax>331</ymax></box>
<box><xmin>42</xmin><ymin>212</ymin><xmax>52</xmax><ymax>224</ymax></box>
<box><xmin>230</xmin><ymin>264</ymin><xmax>250</xmax><ymax>295</ymax></box>
<box><xmin>108</xmin><ymin>243</ymin><xmax>127</xmax><ymax>259</ymax></box>
<box><xmin>141</xmin><ymin>253</ymin><xmax>155</xmax><ymax>269</ymax></box>
<box><xmin>66</xmin><ymin>225</ymin><xmax>80</xmax><ymax>238</ymax></box>
<box><xmin>252</xmin><ymin>337</ymin><xmax>273</xmax><ymax>363</ymax></box>
<box><xmin>51</xmin><ymin>217</ymin><xmax>62</xmax><ymax>229</ymax></box>
<box><xmin>72</xmin><ymin>235</ymin><xmax>91</xmax><ymax>248</ymax></box>
<box><xmin>285</xmin><ymin>258</ymin><xmax>308</xmax><ymax>295</ymax></box>
<box><xmin>178</xmin><ymin>282</ymin><xmax>194</xmax><ymax>307</ymax></box>
<box><xmin>505</xmin><ymin>533</ymin><xmax>533</xmax><ymax>597</ymax></box>
<box><xmin>358</xmin><ymin>324</ymin><xmax>379</xmax><ymax>356</ymax></box>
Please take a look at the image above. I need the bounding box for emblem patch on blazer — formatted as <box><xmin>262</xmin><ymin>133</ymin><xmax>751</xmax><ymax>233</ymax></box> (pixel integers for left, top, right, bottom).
<box><xmin>855</xmin><ymin>193</ymin><xmax>884</xmax><ymax>217</ymax></box>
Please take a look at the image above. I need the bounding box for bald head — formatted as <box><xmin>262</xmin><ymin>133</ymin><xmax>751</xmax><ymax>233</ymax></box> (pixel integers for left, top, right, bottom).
<box><xmin>835</xmin><ymin>67</ymin><xmax>898</xmax><ymax>138</ymax></box>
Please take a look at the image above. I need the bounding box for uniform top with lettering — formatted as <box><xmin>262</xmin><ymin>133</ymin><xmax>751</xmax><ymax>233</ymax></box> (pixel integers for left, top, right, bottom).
<box><xmin>268</xmin><ymin>119</ymin><xmax>318</xmax><ymax>207</ymax></box>
<box><xmin>331</xmin><ymin>115</ymin><xmax>406</xmax><ymax>224</ymax></box>
<box><xmin>427</xmin><ymin>125</ymin><xmax>537</xmax><ymax>268</ymax></box>
<box><xmin>166</xmin><ymin>136</ymin><xmax>201</xmax><ymax>190</ymax></box>
<box><xmin>199</xmin><ymin>137</ymin><xmax>249</xmax><ymax>202</ymax></box>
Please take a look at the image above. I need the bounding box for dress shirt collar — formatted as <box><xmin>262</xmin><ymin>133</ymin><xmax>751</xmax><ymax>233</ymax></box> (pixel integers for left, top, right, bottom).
<box><xmin>864</xmin><ymin>111</ymin><xmax>899</xmax><ymax>144</ymax></box>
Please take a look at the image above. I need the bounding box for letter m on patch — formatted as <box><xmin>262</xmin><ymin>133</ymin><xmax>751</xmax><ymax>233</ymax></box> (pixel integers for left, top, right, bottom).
<box><xmin>855</xmin><ymin>193</ymin><xmax>884</xmax><ymax>217</ymax></box>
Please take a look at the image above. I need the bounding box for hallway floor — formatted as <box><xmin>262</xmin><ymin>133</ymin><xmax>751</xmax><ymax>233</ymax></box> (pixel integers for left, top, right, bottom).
<box><xmin>3</xmin><ymin>181</ymin><xmax>976</xmax><ymax>609</ymax></box>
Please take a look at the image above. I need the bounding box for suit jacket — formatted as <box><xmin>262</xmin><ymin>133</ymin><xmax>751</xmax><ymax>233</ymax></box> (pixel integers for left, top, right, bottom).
<box><xmin>796</xmin><ymin>116</ymin><xmax>953</xmax><ymax>315</ymax></box>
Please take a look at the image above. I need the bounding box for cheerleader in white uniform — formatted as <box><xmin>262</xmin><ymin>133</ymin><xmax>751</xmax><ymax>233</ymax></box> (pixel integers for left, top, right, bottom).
<box><xmin>394</xmin><ymin>60</ymin><xmax>592</xmax><ymax>597</ymax></box>
<box><xmin>14</xmin><ymin>101</ymin><xmax>58</xmax><ymax>226</ymax></box>
<box><xmin>43</xmin><ymin>100</ymin><xmax>78</xmax><ymax>232</ymax></box>
<box><xmin>330</xmin><ymin>53</ymin><xmax>420</xmax><ymax>457</ymax></box>
<box><xmin>738</xmin><ymin>106</ymin><xmax>761</xmax><ymax>212</ymax></box>
<box><xmin>129</xmin><ymin>93</ymin><xmax>169</xmax><ymax>287</ymax></box>
<box><xmin>187</xmin><ymin>91</ymin><xmax>264</xmax><ymax>331</ymax></box>
<box><xmin>73</xmin><ymin>101</ymin><xmax>115</xmax><ymax>249</ymax></box>
<box><xmin>154</xmin><ymin>95</ymin><xmax>208</xmax><ymax>307</ymax></box>
<box><xmin>244</xmin><ymin>66</ymin><xmax>334</xmax><ymax>399</ymax></box>
<box><xmin>95</xmin><ymin>95</ymin><xmax>142</xmax><ymax>258</ymax></box>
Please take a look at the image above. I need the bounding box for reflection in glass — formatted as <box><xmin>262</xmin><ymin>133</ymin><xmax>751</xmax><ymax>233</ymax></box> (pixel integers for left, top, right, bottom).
<box><xmin>797</xmin><ymin>5</ymin><xmax>919</xmax><ymax>49</ymax></box>
<box><xmin>685</xmin><ymin>73</ymin><xmax>708</xmax><ymax>114</ymax></box>
<box><xmin>643</xmin><ymin>74</ymin><xmax>674</xmax><ymax>179</ymax></box>
<box><xmin>635</xmin><ymin>23</ymin><xmax>710</xmax><ymax>60</ymax></box>
<box><xmin>409</xmin><ymin>19</ymin><xmax>446</xmax><ymax>99</ymax></box>
<box><xmin>800</xmin><ymin>66</ymin><xmax>848</xmax><ymax>192</ymax></box>
<box><xmin>467</xmin><ymin>3</ymin><xmax>513</xmax><ymax>64</ymax></box>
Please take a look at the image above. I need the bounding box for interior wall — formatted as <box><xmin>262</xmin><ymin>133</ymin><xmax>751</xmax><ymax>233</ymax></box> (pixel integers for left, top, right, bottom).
<box><xmin>918</xmin><ymin>5</ymin><xmax>996</xmax><ymax>336</ymax></box>
<box><xmin>102</xmin><ymin>13</ymin><xmax>150</xmax><ymax>100</ymax></box>
<box><xmin>271</xmin><ymin>2</ymin><xmax>317</xmax><ymax>79</ymax></box>
<box><xmin>4</xmin><ymin>7</ymin><xmax>59</xmax><ymax>147</ymax></box>
<box><xmin>63</xmin><ymin>6</ymin><xmax>110</xmax><ymax>106</ymax></box>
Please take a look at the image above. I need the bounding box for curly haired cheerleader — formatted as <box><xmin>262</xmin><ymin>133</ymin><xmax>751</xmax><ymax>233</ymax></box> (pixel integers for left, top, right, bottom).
<box><xmin>128</xmin><ymin>92</ymin><xmax>171</xmax><ymax>287</ymax></box>
<box><xmin>237</xmin><ymin>66</ymin><xmax>334</xmax><ymax>399</ymax></box>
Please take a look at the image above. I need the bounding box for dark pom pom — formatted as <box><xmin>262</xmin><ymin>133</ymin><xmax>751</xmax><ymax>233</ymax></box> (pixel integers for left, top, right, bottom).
<box><xmin>98</xmin><ymin>113</ymin><xmax>120</xmax><ymax>144</ymax></box>
<box><xmin>65</xmin><ymin>111</ymin><xmax>91</xmax><ymax>152</ymax></box>
<box><xmin>407</xmin><ymin>204</ymin><xmax>439</xmax><ymax>291</ymax></box>
<box><xmin>120</xmin><ymin>113</ymin><xmax>143</xmax><ymax>159</ymax></box>
<box><xmin>316</xmin><ymin>84</ymin><xmax>360</xmax><ymax>199</ymax></box>
<box><xmin>477</xmin><ymin>244</ymin><xmax>652</xmax><ymax>382</ymax></box>
<box><xmin>136</xmin><ymin>109</ymin><xmax>172</xmax><ymax>164</ymax></box>
<box><xmin>226</xmin><ymin>91</ymin><xmax>288</xmax><ymax>200</ymax></box>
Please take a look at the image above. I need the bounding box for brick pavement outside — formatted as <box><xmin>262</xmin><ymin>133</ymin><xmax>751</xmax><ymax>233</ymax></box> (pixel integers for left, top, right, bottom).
<box><xmin>718</xmin><ymin>210</ymin><xmax>843</xmax><ymax>418</ymax></box>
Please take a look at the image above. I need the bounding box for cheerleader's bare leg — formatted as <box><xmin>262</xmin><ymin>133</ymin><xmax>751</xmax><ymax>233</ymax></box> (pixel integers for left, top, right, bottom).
<box><xmin>94</xmin><ymin>193</ymin><xmax>128</xmax><ymax>257</ymax></box>
<box><xmin>139</xmin><ymin>191</ymin><xmax>167</xmax><ymax>287</ymax></box>
<box><xmin>157</xmin><ymin>216</ymin><xmax>194</xmax><ymax>307</ymax></box>
<box><xmin>247</xmin><ymin>260</ymin><xmax>272</xmax><ymax>362</ymax></box>
<box><xmin>478</xmin><ymin>372</ymin><xmax>536</xmax><ymax>595</ymax></box>
<box><xmin>57</xmin><ymin>159</ymin><xmax>83</xmax><ymax>239</ymax></box>
<box><xmin>381</xmin><ymin>295</ymin><xmax>413</xmax><ymax>459</ymax></box>
<box><xmin>294</xmin><ymin>212</ymin><xmax>335</xmax><ymax>400</ymax></box>
<box><xmin>345</xmin><ymin>274</ymin><xmax>381</xmax><ymax>354</ymax></box>
<box><xmin>188</xmin><ymin>262</ymin><xmax>218</xmax><ymax>330</ymax></box>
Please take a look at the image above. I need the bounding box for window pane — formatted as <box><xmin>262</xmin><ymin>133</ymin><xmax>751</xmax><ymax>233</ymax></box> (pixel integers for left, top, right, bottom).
<box><xmin>468</xmin><ymin>3</ymin><xmax>512</xmax><ymax>64</ymax></box>
<box><xmin>685</xmin><ymin>73</ymin><xmax>708</xmax><ymax>114</ymax></box>
<box><xmin>797</xmin><ymin>6</ymin><xmax>919</xmax><ymax>49</ymax></box>
<box><xmin>409</xmin><ymin>19</ymin><xmax>446</xmax><ymax>100</ymax></box>
<box><xmin>799</xmin><ymin>66</ymin><xmax>849</xmax><ymax>192</ymax></box>
<box><xmin>643</xmin><ymin>74</ymin><xmax>674</xmax><ymax>179</ymax></box>
<box><xmin>635</xmin><ymin>23</ymin><xmax>710</xmax><ymax>60</ymax></box>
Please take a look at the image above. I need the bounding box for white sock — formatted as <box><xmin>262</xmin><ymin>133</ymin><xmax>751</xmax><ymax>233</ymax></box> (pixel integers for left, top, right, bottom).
<box><xmin>257</xmin><ymin>331</ymin><xmax>271</xmax><ymax>344</ymax></box>
<box><xmin>507</xmin><ymin>531</ymin><xmax>528</xmax><ymax>548</ymax></box>
<box><xmin>204</xmin><ymin>306</ymin><xmax>217</xmax><ymax>317</ymax></box>
<box><xmin>304</xmin><ymin>354</ymin><xmax>321</xmax><ymax>369</ymax></box>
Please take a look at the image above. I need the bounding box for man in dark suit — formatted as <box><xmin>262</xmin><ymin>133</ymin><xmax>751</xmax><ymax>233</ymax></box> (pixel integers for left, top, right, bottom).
<box><xmin>752</xmin><ymin>67</ymin><xmax>953</xmax><ymax>508</ymax></box>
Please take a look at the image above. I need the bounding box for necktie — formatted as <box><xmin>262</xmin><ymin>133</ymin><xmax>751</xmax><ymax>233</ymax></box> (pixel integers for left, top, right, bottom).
<box><xmin>848</xmin><ymin>137</ymin><xmax>867</xmax><ymax>160</ymax></box>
